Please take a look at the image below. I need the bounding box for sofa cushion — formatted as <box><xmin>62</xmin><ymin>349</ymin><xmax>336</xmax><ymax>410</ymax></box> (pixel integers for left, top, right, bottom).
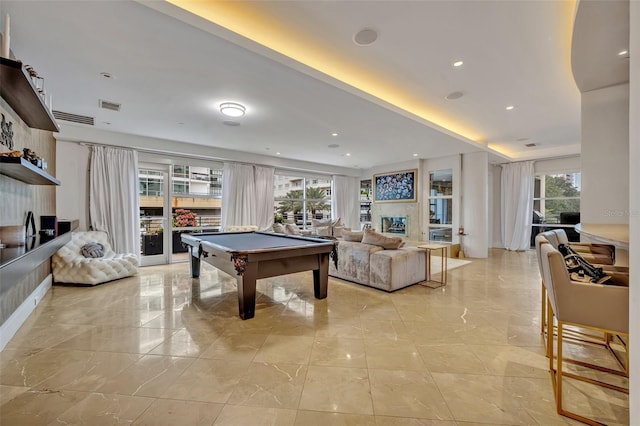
<box><xmin>369</xmin><ymin>247</ymin><xmax>426</xmax><ymax>291</ymax></box>
<box><xmin>342</xmin><ymin>230</ymin><xmax>364</xmax><ymax>242</ymax></box>
<box><xmin>362</xmin><ymin>229</ymin><xmax>404</xmax><ymax>249</ymax></box>
<box><xmin>329</xmin><ymin>240</ymin><xmax>383</xmax><ymax>285</ymax></box>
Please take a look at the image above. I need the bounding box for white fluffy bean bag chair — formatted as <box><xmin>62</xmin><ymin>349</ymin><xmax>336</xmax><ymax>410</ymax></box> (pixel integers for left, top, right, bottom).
<box><xmin>52</xmin><ymin>231</ymin><xmax>138</xmax><ymax>285</ymax></box>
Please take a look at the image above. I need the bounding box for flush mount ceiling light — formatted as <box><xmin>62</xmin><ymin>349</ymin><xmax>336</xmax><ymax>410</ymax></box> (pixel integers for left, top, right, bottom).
<box><xmin>505</xmin><ymin>105</ymin><xmax>515</xmax><ymax>111</ymax></box>
<box><xmin>331</xmin><ymin>132</ymin><xmax>338</xmax><ymax>137</ymax></box>
<box><xmin>220</xmin><ymin>102</ymin><xmax>246</xmax><ymax>117</ymax></box>
<box><xmin>618</xmin><ymin>49</ymin><xmax>628</xmax><ymax>56</ymax></box>
<box><xmin>353</xmin><ymin>28</ymin><xmax>378</xmax><ymax>46</ymax></box>
<box><xmin>452</xmin><ymin>61</ymin><xmax>464</xmax><ymax>67</ymax></box>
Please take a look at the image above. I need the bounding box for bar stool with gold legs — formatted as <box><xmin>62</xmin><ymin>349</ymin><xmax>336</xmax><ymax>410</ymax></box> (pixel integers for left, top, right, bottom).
<box><xmin>540</xmin><ymin>244</ymin><xmax>628</xmax><ymax>425</ymax></box>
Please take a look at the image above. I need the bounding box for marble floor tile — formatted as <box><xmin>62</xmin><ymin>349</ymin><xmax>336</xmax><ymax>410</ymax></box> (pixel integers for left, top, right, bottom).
<box><xmin>97</xmin><ymin>354</ymin><xmax>195</xmax><ymax>397</ymax></box>
<box><xmin>294</xmin><ymin>410</ymin><xmax>377</xmax><ymax>425</ymax></box>
<box><xmin>227</xmin><ymin>362</ymin><xmax>307</xmax><ymax>408</ymax></box>
<box><xmin>0</xmin><ymin>249</ymin><xmax>629</xmax><ymax>424</ymax></box>
<box><xmin>368</xmin><ymin>369</ymin><xmax>452</xmax><ymax>420</ymax></box>
<box><xmin>161</xmin><ymin>358</ymin><xmax>251</xmax><ymax>403</ymax></box>
<box><xmin>213</xmin><ymin>404</ymin><xmax>297</xmax><ymax>426</ymax></box>
<box><xmin>253</xmin><ymin>335</ymin><xmax>315</xmax><ymax>364</ymax></box>
<box><xmin>364</xmin><ymin>338</ymin><xmax>426</xmax><ymax>370</ymax></box>
<box><xmin>298</xmin><ymin>366</ymin><xmax>373</xmax><ymax>415</ymax></box>
<box><xmin>309</xmin><ymin>337</ymin><xmax>367</xmax><ymax>368</ymax></box>
<box><xmin>132</xmin><ymin>398</ymin><xmax>223</xmax><ymax>425</ymax></box>
<box><xmin>53</xmin><ymin>392</ymin><xmax>154</xmax><ymax>425</ymax></box>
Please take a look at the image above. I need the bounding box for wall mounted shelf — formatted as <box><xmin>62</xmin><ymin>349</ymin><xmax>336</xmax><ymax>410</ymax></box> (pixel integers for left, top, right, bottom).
<box><xmin>0</xmin><ymin>57</ymin><xmax>59</xmax><ymax>132</ymax></box>
<box><xmin>0</xmin><ymin>157</ymin><xmax>60</xmax><ymax>185</ymax></box>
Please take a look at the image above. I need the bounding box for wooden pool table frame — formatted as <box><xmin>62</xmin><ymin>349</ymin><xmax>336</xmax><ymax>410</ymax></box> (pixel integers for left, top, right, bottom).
<box><xmin>182</xmin><ymin>232</ymin><xmax>336</xmax><ymax>319</ymax></box>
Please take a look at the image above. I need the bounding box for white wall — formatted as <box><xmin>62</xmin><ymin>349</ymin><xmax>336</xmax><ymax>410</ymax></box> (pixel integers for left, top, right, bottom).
<box><xmin>461</xmin><ymin>152</ymin><xmax>488</xmax><ymax>258</ymax></box>
<box><xmin>55</xmin><ymin>141</ymin><xmax>90</xmax><ymax>231</ymax></box>
<box><xmin>581</xmin><ymin>84</ymin><xmax>630</xmax><ymax>224</ymax></box>
<box><xmin>628</xmin><ymin>0</ymin><xmax>639</xmax><ymax>420</ymax></box>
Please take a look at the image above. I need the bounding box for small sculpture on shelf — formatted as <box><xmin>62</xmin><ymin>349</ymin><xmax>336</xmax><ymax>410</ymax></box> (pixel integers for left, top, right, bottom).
<box><xmin>1</xmin><ymin>113</ymin><xmax>14</xmax><ymax>149</ymax></box>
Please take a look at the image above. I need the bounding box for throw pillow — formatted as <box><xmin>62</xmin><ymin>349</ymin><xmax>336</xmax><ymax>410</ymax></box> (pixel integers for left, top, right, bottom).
<box><xmin>361</xmin><ymin>229</ymin><xmax>404</xmax><ymax>250</ymax></box>
<box><xmin>341</xmin><ymin>230</ymin><xmax>364</xmax><ymax>242</ymax></box>
<box><xmin>81</xmin><ymin>242</ymin><xmax>105</xmax><ymax>258</ymax></box>
<box><xmin>285</xmin><ymin>223</ymin><xmax>302</xmax><ymax>235</ymax></box>
<box><xmin>314</xmin><ymin>226</ymin><xmax>331</xmax><ymax>237</ymax></box>
<box><xmin>272</xmin><ymin>223</ymin><xmax>286</xmax><ymax>234</ymax></box>
<box><xmin>311</xmin><ymin>218</ymin><xmax>333</xmax><ymax>228</ymax></box>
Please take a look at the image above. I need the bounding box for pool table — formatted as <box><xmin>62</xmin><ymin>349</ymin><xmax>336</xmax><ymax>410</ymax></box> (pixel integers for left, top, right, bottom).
<box><xmin>181</xmin><ymin>231</ymin><xmax>337</xmax><ymax>319</ymax></box>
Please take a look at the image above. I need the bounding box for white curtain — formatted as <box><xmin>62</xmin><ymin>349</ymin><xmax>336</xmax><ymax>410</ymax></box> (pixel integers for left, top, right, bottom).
<box><xmin>254</xmin><ymin>165</ymin><xmax>275</xmax><ymax>230</ymax></box>
<box><xmin>89</xmin><ymin>146</ymin><xmax>140</xmax><ymax>254</ymax></box>
<box><xmin>501</xmin><ymin>161</ymin><xmax>535</xmax><ymax>251</ymax></box>
<box><xmin>332</xmin><ymin>175</ymin><xmax>361</xmax><ymax>230</ymax></box>
<box><xmin>221</xmin><ymin>162</ymin><xmax>274</xmax><ymax>229</ymax></box>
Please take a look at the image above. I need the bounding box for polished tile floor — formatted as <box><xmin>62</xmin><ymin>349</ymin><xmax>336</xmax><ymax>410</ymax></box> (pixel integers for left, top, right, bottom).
<box><xmin>0</xmin><ymin>249</ymin><xmax>628</xmax><ymax>425</ymax></box>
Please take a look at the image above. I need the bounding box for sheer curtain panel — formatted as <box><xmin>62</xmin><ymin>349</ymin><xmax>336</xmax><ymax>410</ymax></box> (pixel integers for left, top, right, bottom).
<box><xmin>332</xmin><ymin>175</ymin><xmax>360</xmax><ymax>230</ymax></box>
<box><xmin>221</xmin><ymin>162</ymin><xmax>274</xmax><ymax>229</ymax></box>
<box><xmin>89</xmin><ymin>146</ymin><xmax>140</xmax><ymax>254</ymax></box>
<box><xmin>500</xmin><ymin>161</ymin><xmax>535</xmax><ymax>251</ymax></box>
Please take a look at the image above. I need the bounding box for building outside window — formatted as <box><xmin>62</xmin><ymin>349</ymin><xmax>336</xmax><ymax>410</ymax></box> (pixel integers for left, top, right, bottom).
<box><xmin>274</xmin><ymin>174</ymin><xmax>332</xmax><ymax>229</ymax></box>
<box><xmin>531</xmin><ymin>172</ymin><xmax>581</xmax><ymax>246</ymax></box>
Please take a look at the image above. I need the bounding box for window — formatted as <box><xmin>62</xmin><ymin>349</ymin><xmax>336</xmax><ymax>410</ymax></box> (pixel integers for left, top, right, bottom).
<box><xmin>427</xmin><ymin>169</ymin><xmax>453</xmax><ymax>242</ymax></box>
<box><xmin>274</xmin><ymin>174</ymin><xmax>332</xmax><ymax>229</ymax></box>
<box><xmin>139</xmin><ymin>169</ymin><xmax>163</xmax><ymax>197</ymax></box>
<box><xmin>531</xmin><ymin>172</ymin><xmax>581</xmax><ymax>245</ymax></box>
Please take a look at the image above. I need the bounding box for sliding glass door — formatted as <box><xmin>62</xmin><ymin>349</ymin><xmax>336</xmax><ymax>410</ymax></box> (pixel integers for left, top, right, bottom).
<box><xmin>139</xmin><ymin>165</ymin><xmax>170</xmax><ymax>266</ymax></box>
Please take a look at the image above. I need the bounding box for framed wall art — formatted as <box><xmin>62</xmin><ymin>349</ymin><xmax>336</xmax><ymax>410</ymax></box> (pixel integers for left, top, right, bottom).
<box><xmin>373</xmin><ymin>169</ymin><xmax>418</xmax><ymax>202</ymax></box>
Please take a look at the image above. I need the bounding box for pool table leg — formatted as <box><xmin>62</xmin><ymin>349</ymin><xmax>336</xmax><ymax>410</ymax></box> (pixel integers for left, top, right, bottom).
<box><xmin>237</xmin><ymin>262</ymin><xmax>259</xmax><ymax>320</ymax></box>
<box><xmin>189</xmin><ymin>247</ymin><xmax>201</xmax><ymax>278</ymax></box>
<box><xmin>312</xmin><ymin>253</ymin><xmax>329</xmax><ymax>299</ymax></box>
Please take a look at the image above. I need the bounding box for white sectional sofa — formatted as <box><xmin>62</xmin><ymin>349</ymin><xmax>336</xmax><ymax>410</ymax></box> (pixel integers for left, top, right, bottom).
<box><xmin>329</xmin><ymin>240</ymin><xmax>426</xmax><ymax>291</ymax></box>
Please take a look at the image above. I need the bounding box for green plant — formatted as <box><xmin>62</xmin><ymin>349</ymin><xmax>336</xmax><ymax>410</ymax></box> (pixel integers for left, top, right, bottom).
<box><xmin>274</xmin><ymin>214</ymin><xmax>285</xmax><ymax>224</ymax></box>
<box><xmin>155</xmin><ymin>227</ymin><xmax>163</xmax><ymax>234</ymax></box>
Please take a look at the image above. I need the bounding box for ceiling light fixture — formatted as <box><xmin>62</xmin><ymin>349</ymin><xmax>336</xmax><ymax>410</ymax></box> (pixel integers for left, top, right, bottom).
<box><xmin>453</xmin><ymin>61</ymin><xmax>464</xmax><ymax>67</ymax></box>
<box><xmin>413</xmin><ymin>153</ymin><xmax>418</xmax><ymax>157</ymax></box>
<box><xmin>345</xmin><ymin>153</ymin><xmax>351</xmax><ymax>156</ymax></box>
<box><xmin>618</xmin><ymin>49</ymin><xmax>629</xmax><ymax>56</ymax></box>
<box><xmin>331</xmin><ymin>133</ymin><xmax>338</xmax><ymax>137</ymax></box>
<box><xmin>505</xmin><ymin>105</ymin><xmax>515</xmax><ymax>111</ymax></box>
<box><xmin>220</xmin><ymin>102</ymin><xmax>246</xmax><ymax>117</ymax></box>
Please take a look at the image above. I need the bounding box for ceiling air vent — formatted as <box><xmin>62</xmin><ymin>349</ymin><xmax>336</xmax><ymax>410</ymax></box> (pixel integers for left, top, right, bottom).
<box><xmin>99</xmin><ymin>99</ymin><xmax>121</xmax><ymax>111</ymax></box>
<box><xmin>52</xmin><ymin>110</ymin><xmax>95</xmax><ymax>125</ymax></box>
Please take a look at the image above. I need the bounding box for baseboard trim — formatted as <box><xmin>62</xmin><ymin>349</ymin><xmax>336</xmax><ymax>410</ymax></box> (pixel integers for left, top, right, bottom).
<box><xmin>0</xmin><ymin>274</ymin><xmax>52</xmax><ymax>351</ymax></box>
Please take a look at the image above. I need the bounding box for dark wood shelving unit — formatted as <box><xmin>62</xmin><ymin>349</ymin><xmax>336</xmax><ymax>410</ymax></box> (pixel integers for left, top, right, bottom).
<box><xmin>0</xmin><ymin>157</ymin><xmax>60</xmax><ymax>185</ymax></box>
<box><xmin>0</xmin><ymin>57</ymin><xmax>59</xmax><ymax>132</ymax></box>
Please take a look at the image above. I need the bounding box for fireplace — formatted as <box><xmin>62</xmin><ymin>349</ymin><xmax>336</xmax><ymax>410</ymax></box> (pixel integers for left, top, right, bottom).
<box><xmin>380</xmin><ymin>216</ymin><xmax>408</xmax><ymax>236</ymax></box>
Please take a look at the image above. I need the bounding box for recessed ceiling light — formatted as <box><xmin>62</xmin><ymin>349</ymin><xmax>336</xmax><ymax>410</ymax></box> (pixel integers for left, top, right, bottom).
<box><xmin>331</xmin><ymin>133</ymin><xmax>338</xmax><ymax>137</ymax></box>
<box><xmin>276</xmin><ymin>152</ymin><xmax>281</xmax><ymax>155</ymax></box>
<box><xmin>353</xmin><ymin>28</ymin><xmax>378</xmax><ymax>46</ymax></box>
<box><xmin>99</xmin><ymin>72</ymin><xmax>113</xmax><ymax>79</ymax></box>
<box><xmin>412</xmin><ymin>153</ymin><xmax>418</xmax><ymax>157</ymax></box>
<box><xmin>445</xmin><ymin>91</ymin><xmax>464</xmax><ymax>100</ymax></box>
<box><xmin>525</xmin><ymin>143</ymin><xmax>537</xmax><ymax>147</ymax></box>
<box><xmin>220</xmin><ymin>102</ymin><xmax>246</xmax><ymax>117</ymax></box>
<box><xmin>328</xmin><ymin>144</ymin><xmax>340</xmax><ymax>148</ymax></box>
<box><xmin>345</xmin><ymin>153</ymin><xmax>351</xmax><ymax>156</ymax></box>
<box><xmin>452</xmin><ymin>61</ymin><xmax>464</xmax><ymax>67</ymax></box>
<box><xmin>505</xmin><ymin>105</ymin><xmax>515</xmax><ymax>111</ymax></box>
<box><xmin>618</xmin><ymin>49</ymin><xmax>629</xmax><ymax>57</ymax></box>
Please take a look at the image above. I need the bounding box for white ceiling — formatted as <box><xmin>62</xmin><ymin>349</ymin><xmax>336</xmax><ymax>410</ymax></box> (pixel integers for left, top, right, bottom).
<box><xmin>1</xmin><ymin>0</ymin><xmax>589</xmax><ymax>170</ymax></box>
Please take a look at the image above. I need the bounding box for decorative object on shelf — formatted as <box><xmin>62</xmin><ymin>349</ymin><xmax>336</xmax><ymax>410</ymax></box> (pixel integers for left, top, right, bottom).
<box><xmin>373</xmin><ymin>168</ymin><xmax>417</xmax><ymax>202</ymax></box>
<box><xmin>1</xmin><ymin>113</ymin><xmax>14</xmax><ymax>149</ymax></box>
<box><xmin>22</xmin><ymin>147</ymin><xmax>45</xmax><ymax>168</ymax></box>
<box><xmin>1</xmin><ymin>14</ymin><xmax>9</xmax><ymax>58</ymax></box>
<box><xmin>25</xmin><ymin>65</ymin><xmax>45</xmax><ymax>99</ymax></box>
<box><xmin>25</xmin><ymin>211</ymin><xmax>36</xmax><ymax>238</ymax></box>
